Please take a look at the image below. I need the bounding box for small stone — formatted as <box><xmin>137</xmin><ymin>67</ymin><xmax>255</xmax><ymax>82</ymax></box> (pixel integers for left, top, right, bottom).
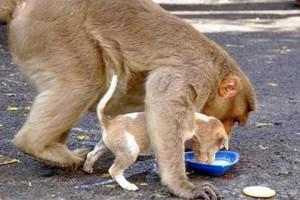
<box><xmin>255</xmin><ymin>122</ymin><xmax>273</xmax><ymax>128</ymax></box>
<box><xmin>274</xmin><ymin>122</ymin><xmax>282</xmax><ymax>126</ymax></box>
<box><xmin>259</xmin><ymin>145</ymin><xmax>269</xmax><ymax>150</ymax></box>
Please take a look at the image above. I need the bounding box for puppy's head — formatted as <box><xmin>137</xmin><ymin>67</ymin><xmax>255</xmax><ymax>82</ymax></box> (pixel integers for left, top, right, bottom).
<box><xmin>192</xmin><ymin>116</ymin><xmax>229</xmax><ymax>164</ymax></box>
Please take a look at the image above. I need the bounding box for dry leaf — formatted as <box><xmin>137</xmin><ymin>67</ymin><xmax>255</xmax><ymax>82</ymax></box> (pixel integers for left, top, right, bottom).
<box><xmin>5</xmin><ymin>93</ymin><xmax>16</xmax><ymax>97</ymax></box>
<box><xmin>1</xmin><ymin>82</ymin><xmax>7</xmax><ymax>86</ymax></box>
<box><xmin>77</xmin><ymin>135</ymin><xmax>89</xmax><ymax>141</ymax></box>
<box><xmin>101</xmin><ymin>173</ymin><xmax>111</xmax><ymax>178</ymax></box>
<box><xmin>0</xmin><ymin>155</ymin><xmax>21</xmax><ymax>166</ymax></box>
<box><xmin>259</xmin><ymin>145</ymin><xmax>269</xmax><ymax>150</ymax></box>
<box><xmin>105</xmin><ymin>184</ymin><xmax>117</xmax><ymax>189</ymax></box>
<box><xmin>267</xmin><ymin>82</ymin><xmax>278</xmax><ymax>87</ymax></box>
<box><xmin>6</xmin><ymin>106</ymin><xmax>19</xmax><ymax>111</ymax></box>
<box><xmin>255</xmin><ymin>122</ymin><xmax>273</xmax><ymax>128</ymax></box>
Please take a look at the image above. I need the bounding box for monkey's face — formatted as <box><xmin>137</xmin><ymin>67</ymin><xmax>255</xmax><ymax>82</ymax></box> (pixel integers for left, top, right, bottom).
<box><xmin>192</xmin><ymin>125</ymin><xmax>229</xmax><ymax>164</ymax></box>
<box><xmin>202</xmin><ymin>75</ymin><xmax>255</xmax><ymax>137</ymax></box>
<box><xmin>202</xmin><ymin>95</ymin><xmax>250</xmax><ymax>137</ymax></box>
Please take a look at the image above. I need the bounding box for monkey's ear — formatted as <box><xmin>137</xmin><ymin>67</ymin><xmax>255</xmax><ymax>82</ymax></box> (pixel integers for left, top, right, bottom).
<box><xmin>219</xmin><ymin>75</ymin><xmax>241</xmax><ymax>98</ymax></box>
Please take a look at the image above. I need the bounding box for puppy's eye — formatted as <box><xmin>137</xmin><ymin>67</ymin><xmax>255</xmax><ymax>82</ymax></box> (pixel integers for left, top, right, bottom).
<box><xmin>217</xmin><ymin>138</ymin><xmax>224</xmax><ymax>146</ymax></box>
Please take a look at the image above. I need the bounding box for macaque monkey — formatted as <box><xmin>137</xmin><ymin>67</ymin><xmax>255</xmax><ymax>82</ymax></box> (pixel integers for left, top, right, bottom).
<box><xmin>83</xmin><ymin>74</ymin><xmax>229</xmax><ymax>191</ymax></box>
<box><xmin>1</xmin><ymin>0</ymin><xmax>256</xmax><ymax>199</ymax></box>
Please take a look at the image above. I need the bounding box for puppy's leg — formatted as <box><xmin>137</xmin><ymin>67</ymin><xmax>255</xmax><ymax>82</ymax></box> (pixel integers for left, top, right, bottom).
<box><xmin>108</xmin><ymin>152</ymin><xmax>139</xmax><ymax>191</ymax></box>
<box><xmin>83</xmin><ymin>139</ymin><xmax>108</xmax><ymax>173</ymax></box>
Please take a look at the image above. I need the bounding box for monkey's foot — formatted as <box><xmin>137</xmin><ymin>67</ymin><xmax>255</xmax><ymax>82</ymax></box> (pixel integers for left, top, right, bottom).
<box><xmin>37</xmin><ymin>148</ymin><xmax>89</xmax><ymax>170</ymax></box>
<box><xmin>199</xmin><ymin>182</ymin><xmax>221</xmax><ymax>200</ymax></box>
<box><xmin>21</xmin><ymin>149</ymin><xmax>88</xmax><ymax>170</ymax></box>
<box><xmin>168</xmin><ymin>180</ymin><xmax>220</xmax><ymax>200</ymax></box>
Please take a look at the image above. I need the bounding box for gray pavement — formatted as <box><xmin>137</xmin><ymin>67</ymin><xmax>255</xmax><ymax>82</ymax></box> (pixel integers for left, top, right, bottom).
<box><xmin>0</xmin><ymin>0</ymin><xmax>300</xmax><ymax>199</ymax></box>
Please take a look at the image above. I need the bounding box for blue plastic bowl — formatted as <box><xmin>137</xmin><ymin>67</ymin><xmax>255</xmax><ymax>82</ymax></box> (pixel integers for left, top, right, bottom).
<box><xmin>185</xmin><ymin>151</ymin><xmax>239</xmax><ymax>177</ymax></box>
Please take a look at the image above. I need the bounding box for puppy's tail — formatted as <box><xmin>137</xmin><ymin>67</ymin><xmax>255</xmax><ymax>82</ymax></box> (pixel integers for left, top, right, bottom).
<box><xmin>0</xmin><ymin>0</ymin><xmax>19</xmax><ymax>24</ymax></box>
<box><xmin>97</xmin><ymin>74</ymin><xmax>118</xmax><ymax>127</ymax></box>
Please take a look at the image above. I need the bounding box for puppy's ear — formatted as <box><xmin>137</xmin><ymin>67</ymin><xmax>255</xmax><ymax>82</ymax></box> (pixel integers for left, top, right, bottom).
<box><xmin>218</xmin><ymin>135</ymin><xmax>229</xmax><ymax>150</ymax></box>
<box><xmin>218</xmin><ymin>75</ymin><xmax>241</xmax><ymax>98</ymax></box>
<box><xmin>223</xmin><ymin>138</ymin><xmax>229</xmax><ymax>150</ymax></box>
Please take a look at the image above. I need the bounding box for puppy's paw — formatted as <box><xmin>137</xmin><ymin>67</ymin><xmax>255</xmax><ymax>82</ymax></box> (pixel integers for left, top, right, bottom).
<box><xmin>122</xmin><ymin>183</ymin><xmax>139</xmax><ymax>191</ymax></box>
<box><xmin>82</xmin><ymin>163</ymin><xmax>94</xmax><ymax>174</ymax></box>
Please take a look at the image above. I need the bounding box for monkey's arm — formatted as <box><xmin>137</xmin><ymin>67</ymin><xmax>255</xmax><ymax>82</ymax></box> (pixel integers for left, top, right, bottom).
<box><xmin>145</xmin><ymin>68</ymin><xmax>219</xmax><ymax>199</ymax></box>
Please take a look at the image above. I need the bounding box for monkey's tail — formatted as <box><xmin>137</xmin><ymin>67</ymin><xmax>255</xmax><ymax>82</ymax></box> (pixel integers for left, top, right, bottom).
<box><xmin>97</xmin><ymin>74</ymin><xmax>118</xmax><ymax>127</ymax></box>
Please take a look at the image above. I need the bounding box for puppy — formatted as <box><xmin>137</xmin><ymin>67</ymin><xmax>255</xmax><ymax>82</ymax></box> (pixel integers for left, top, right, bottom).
<box><xmin>83</xmin><ymin>74</ymin><xmax>229</xmax><ymax>191</ymax></box>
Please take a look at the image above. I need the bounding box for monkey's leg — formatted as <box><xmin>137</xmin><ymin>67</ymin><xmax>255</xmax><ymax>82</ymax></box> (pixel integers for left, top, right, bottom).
<box><xmin>58</xmin><ymin>131</ymin><xmax>69</xmax><ymax>144</ymax></box>
<box><xmin>83</xmin><ymin>139</ymin><xmax>108</xmax><ymax>173</ymax></box>
<box><xmin>145</xmin><ymin>69</ymin><xmax>219</xmax><ymax>200</ymax></box>
<box><xmin>13</xmin><ymin>82</ymin><xmax>100</xmax><ymax>168</ymax></box>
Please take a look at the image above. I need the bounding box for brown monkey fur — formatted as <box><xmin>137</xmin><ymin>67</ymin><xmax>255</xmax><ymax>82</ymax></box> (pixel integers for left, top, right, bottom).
<box><xmin>1</xmin><ymin>0</ymin><xmax>256</xmax><ymax>199</ymax></box>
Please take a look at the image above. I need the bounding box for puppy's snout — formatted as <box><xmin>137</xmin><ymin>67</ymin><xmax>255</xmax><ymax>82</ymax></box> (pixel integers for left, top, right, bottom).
<box><xmin>195</xmin><ymin>152</ymin><xmax>209</xmax><ymax>163</ymax></box>
<box><xmin>207</xmin><ymin>152</ymin><xmax>216</xmax><ymax>164</ymax></box>
<box><xmin>220</xmin><ymin>146</ymin><xmax>229</xmax><ymax>151</ymax></box>
<box><xmin>218</xmin><ymin>134</ymin><xmax>229</xmax><ymax>151</ymax></box>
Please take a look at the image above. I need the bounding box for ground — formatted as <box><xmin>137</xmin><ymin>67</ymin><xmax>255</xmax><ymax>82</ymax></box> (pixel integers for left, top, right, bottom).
<box><xmin>0</xmin><ymin>0</ymin><xmax>299</xmax><ymax>199</ymax></box>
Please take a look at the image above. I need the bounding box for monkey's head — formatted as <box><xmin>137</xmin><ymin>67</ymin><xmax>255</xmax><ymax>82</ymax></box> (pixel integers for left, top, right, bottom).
<box><xmin>192</xmin><ymin>117</ymin><xmax>229</xmax><ymax>163</ymax></box>
<box><xmin>202</xmin><ymin>73</ymin><xmax>256</xmax><ymax>137</ymax></box>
